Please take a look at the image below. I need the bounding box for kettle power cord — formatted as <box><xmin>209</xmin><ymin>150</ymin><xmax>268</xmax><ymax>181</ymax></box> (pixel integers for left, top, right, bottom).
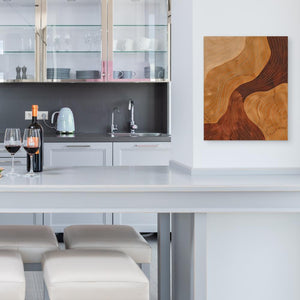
<box><xmin>42</xmin><ymin>114</ymin><xmax>56</xmax><ymax>131</ymax></box>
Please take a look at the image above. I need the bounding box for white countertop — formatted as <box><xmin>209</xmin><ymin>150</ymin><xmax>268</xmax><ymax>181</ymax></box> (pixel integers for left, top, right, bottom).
<box><xmin>0</xmin><ymin>166</ymin><xmax>300</xmax><ymax>213</ymax></box>
<box><xmin>1</xmin><ymin>166</ymin><xmax>300</xmax><ymax>192</ymax></box>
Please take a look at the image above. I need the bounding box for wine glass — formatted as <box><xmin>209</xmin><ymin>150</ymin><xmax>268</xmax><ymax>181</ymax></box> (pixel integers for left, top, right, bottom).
<box><xmin>23</xmin><ymin>129</ymin><xmax>40</xmax><ymax>178</ymax></box>
<box><xmin>4</xmin><ymin>128</ymin><xmax>22</xmax><ymax>176</ymax></box>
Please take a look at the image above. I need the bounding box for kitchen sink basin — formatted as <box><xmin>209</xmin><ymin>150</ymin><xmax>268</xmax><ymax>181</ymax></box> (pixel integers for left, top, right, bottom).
<box><xmin>108</xmin><ymin>132</ymin><xmax>164</xmax><ymax>137</ymax></box>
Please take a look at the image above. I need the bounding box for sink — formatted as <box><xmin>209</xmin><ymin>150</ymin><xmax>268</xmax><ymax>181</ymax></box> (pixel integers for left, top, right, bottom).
<box><xmin>108</xmin><ymin>132</ymin><xmax>164</xmax><ymax>138</ymax></box>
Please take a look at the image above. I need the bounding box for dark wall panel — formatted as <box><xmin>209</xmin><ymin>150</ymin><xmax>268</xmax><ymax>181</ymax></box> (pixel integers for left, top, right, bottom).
<box><xmin>0</xmin><ymin>83</ymin><xmax>168</xmax><ymax>135</ymax></box>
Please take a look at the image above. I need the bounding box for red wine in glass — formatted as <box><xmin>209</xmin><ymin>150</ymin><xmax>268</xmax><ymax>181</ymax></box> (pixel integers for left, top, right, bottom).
<box><xmin>5</xmin><ymin>145</ymin><xmax>21</xmax><ymax>155</ymax></box>
<box><xmin>23</xmin><ymin>129</ymin><xmax>40</xmax><ymax>178</ymax></box>
<box><xmin>23</xmin><ymin>147</ymin><xmax>39</xmax><ymax>155</ymax></box>
<box><xmin>4</xmin><ymin>128</ymin><xmax>21</xmax><ymax>176</ymax></box>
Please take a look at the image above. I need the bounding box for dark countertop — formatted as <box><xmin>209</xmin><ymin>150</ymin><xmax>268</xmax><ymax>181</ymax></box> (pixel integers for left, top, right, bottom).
<box><xmin>44</xmin><ymin>132</ymin><xmax>171</xmax><ymax>143</ymax></box>
<box><xmin>0</xmin><ymin>131</ymin><xmax>171</xmax><ymax>143</ymax></box>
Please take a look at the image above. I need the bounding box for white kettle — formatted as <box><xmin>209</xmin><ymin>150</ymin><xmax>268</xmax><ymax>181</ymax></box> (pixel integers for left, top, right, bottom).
<box><xmin>51</xmin><ymin>107</ymin><xmax>75</xmax><ymax>134</ymax></box>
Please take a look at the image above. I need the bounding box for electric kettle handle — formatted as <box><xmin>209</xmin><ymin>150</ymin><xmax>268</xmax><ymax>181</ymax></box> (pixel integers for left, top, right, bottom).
<box><xmin>51</xmin><ymin>111</ymin><xmax>60</xmax><ymax>124</ymax></box>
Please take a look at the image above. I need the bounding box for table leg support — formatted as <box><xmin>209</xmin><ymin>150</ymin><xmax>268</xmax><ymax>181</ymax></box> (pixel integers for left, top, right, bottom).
<box><xmin>172</xmin><ymin>213</ymin><xmax>207</xmax><ymax>300</ymax></box>
<box><xmin>158</xmin><ymin>213</ymin><xmax>171</xmax><ymax>300</ymax></box>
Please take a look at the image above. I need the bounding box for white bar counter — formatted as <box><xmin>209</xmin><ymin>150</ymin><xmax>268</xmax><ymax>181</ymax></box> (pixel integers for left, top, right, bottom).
<box><xmin>0</xmin><ymin>166</ymin><xmax>300</xmax><ymax>213</ymax></box>
<box><xmin>1</xmin><ymin>166</ymin><xmax>300</xmax><ymax>300</ymax></box>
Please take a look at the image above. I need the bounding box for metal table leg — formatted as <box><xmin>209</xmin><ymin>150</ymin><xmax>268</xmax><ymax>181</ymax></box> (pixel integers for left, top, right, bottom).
<box><xmin>158</xmin><ymin>213</ymin><xmax>171</xmax><ymax>300</ymax></box>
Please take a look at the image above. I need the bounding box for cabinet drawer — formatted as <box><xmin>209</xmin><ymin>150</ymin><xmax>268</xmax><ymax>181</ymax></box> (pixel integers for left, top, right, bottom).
<box><xmin>44</xmin><ymin>143</ymin><xmax>113</xmax><ymax>168</ymax></box>
<box><xmin>113</xmin><ymin>142</ymin><xmax>171</xmax><ymax>166</ymax></box>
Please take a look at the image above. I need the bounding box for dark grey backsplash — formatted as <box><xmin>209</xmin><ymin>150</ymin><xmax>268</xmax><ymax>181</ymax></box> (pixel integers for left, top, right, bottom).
<box><xmin>0</xmin><ymin>83</ymin><xmax>168</xmax><ymax>135</ymax></box>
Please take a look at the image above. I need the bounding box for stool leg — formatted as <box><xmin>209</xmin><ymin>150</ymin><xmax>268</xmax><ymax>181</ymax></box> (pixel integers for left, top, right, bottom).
<box><xmin>141</xmin><ymin>263</ymin><xmax>151</xmax><ymax>280</ymax></box>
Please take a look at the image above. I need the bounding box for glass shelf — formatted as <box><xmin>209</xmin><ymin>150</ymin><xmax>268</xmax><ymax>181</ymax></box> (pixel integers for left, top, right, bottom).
<box><xmin>0</xmin><ymin>25</ymin><xmax>34</xmax><ymax>27</ymax></box>
<box><xmin>48</xmin><ymin>25</ymin><xmax>102</xmax><ymax>27</ymax></box>
<box><xmin>113</xmin><ymin>51</ymin><xmax>167</xmax><ymax>53</ymax></box>
<box><xmin>47</xmin><ymin>51</ymin><xmax>101</xmax><ymax>53</ymax></box>
<box><xmin>3</xmin><ymin>51</ymin><xmax>35</xmax><ymax>54</ymax></box>
<box><xmin>113</xmin><ymin>25</ymin><xmax>167</xmax><ymax>27</ymax></box>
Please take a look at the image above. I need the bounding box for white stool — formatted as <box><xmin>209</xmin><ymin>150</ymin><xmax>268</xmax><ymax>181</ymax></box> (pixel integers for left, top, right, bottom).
<box><xmin>0</xmin><ymin>225</ymin><xmax>59</xmax><ymax>299</ymax></box>
<box><xmin>0</xmin><ymin>225</ymin><xmax>58</xmax><ymax>266</ymax></box>
<box><xmin>0</xmin><ymin>250</ymin><xmax>25</xmax><ymax>300</ymax></box>
<box><xmin>64</xmin><ymin>225</ymin><xmax>151</xmax><ymax>277</ymax></box>
<box><xmin>42</xmin><ymin>249</ymin><xmax>149</xmax><ymax>300</ymax></box>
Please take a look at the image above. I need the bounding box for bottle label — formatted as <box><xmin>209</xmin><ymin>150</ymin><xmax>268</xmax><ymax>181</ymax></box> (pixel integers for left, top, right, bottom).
<box><xmin>27</xmin><ymin>137</ymin><xmax>39</xmax><ymax>153</ymax></box>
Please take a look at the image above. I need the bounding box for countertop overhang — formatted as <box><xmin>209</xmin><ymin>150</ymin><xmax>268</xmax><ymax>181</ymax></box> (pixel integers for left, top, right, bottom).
<box><xmin>1</xmin><ymin>166</ymin><xmax>300</xmax><ymax>214</ymax></box>
<box><xmin>0</xmin><ymin>166</ymin><xmax>300</xmax><ymax>192</ymax></box>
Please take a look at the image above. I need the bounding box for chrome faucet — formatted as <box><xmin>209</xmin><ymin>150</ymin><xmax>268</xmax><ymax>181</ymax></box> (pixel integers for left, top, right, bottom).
<box><xmin>128</xmin><ymin>99</ymin><xmax>138</xmax><ymax>134</ymax></box>
<box><xmin>111</xmin><ymin>106</ymin><xmax>120</xmax><ymax>136</ymax></box>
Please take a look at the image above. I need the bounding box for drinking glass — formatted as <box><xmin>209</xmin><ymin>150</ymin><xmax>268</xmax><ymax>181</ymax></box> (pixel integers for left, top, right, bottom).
<box><xmin>23</xmin><ymin>129</ymin><xmax>40</xmax><ymax>178</ymax></box>
<box><xmin>4</xmin><ymin>128</ymin><xmax>22</xmax><ymax>176</ymax></box>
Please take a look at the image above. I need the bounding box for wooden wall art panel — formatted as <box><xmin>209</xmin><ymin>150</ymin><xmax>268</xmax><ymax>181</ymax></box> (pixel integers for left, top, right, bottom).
<box><xmin>204</xmin><ymin>36</ymin><xmax>288</xmax><ymax>140</ymax></box>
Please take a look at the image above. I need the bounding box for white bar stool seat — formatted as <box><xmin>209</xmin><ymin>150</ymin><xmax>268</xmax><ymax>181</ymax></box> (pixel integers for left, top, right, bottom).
<box><xmin>0</xmin><ymin>225</ymin><xmax>58</xmax><ymax>264</ymax></box>
<box><xmin>0</xmin><ymin>250</ymin><xmax>25</xmax><ymax>300</ymax></box>
<box><xmin>64</xmin><ymin>225</ymin><xmax>151</xmax><ymax>264</ymax></box>
<box><xmin>42</xmin><ymin>249</ymin><xmax>149</xmax><ymax>300</ymax></box>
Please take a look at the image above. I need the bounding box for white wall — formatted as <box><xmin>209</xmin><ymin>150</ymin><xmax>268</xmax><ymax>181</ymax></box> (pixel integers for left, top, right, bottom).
<box><xmin>207</xmin><ymin>214</ymin><xmax>300</xmax><ymax>300</ymax></box>
<box><xmin>172</xmin><ymin>0</ymin><xmax>300</xmax><ymax>169</ymax></box>
<box><xmin>171</xmin><ymin>0</ymin><xmax>194</xmax><ymax>167</ymax></box>
<box><xmin>172</xmin><ymin>0</ymin><xmax>300</xmax><ymax>299</ymax></box>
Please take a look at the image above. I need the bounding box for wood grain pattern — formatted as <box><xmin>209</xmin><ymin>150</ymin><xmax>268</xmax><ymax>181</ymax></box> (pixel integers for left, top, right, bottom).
<box><xmin>204</xmin><ymin>37</ymin><xmax>271</xmax><ymax>124</ymax></box>
<box><xmin>204</xmin><ymin>36</ymin><xmax>288</xmax><ymax>140</ymax></box>
<box><xmin>204</xmin><ymin>36</ymin><xmax>246</xmax><ymax>78</ymax></box>
<box><xmin>244</xmin><ymin>83</ymin><xmax>288</xmax><ymax>140</ymax></box>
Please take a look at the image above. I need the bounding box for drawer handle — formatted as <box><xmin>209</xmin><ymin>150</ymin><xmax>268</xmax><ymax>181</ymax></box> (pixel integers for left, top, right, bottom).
<box><xmin>134</xmin><ymin>144</ymin><xmax>160</xmax><ymax>148</ymax></box>
<box><xmin>66</xmin><ymin>145</ymin><xmax>91</xmax><ymax>148</ymax></box>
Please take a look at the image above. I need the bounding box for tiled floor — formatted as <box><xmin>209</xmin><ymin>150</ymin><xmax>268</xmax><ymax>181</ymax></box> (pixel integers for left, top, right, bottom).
<box><xmin>25</xmin><ymin>234</ymin><xmax>158</xmax><ymax>300</ymax></box>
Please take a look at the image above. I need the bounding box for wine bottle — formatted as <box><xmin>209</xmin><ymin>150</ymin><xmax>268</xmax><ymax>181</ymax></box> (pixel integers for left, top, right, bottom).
<box><xmin>27</xmin><ymin>105</ymin><xmax>44</xmax><ymax>172</ymax></box>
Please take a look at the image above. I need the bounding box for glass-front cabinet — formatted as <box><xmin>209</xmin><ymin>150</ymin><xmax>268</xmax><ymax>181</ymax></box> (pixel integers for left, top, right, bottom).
<box><xmin>0</xmin><ymin>0</ymin><xmax>38</xmax><ymax>82</ymax></box>
<box><xmin>110</xmin><ymin>0</ymin><xmax>169</xmax><ymax>81</ymax></box>
<box><xmin>0</xmin><ymin>0</ymin><xmax>170</xmax><ymax>83</ymax></box>
<box><xmin>44</xmin><ymin>0</ymin><xmax>104</xmax><ymax>81</ymax></box>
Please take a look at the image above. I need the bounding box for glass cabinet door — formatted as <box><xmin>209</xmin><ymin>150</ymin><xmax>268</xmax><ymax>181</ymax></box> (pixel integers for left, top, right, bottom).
<box><xmin>109</xmin><ymin>0</ymin><xmax>169</xmax><ymax>82</ymax></box>
<box><xmin>44</xmin><ymin>0</ymin><xmax>104</xmax><ymax>82</ymax></box>
<box><xmin>0</xmin><ymin>0</ymin><xmax>37</xmax><ymax>82</ymax></box>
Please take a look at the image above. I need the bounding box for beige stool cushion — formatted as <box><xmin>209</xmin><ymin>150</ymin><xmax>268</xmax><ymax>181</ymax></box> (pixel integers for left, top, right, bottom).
<box><xmin>42</xmin><ymin>249</ymin><xmax>149</xmax><ymax>300</ymax></box>
<box><xmin>64</xmin><ymin>225</ymin><xmax>151</xmax><ymax>263</ymax></box>
<box><xmin>0</xmin><ymin>250</ymin><xmax>25</xmax><ymax>300</ymax></box>
<box><xmin>0</xmin><ymin>225</ymin><xmax>58</xmax><ymax>263</ymax></box>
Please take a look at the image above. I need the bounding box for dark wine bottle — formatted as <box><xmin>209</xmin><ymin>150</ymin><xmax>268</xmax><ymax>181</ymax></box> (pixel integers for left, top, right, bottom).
<box><xmin>27</xmin><ymin>105</ymin><xmax>44</xmax><ymax>172</ymax></box>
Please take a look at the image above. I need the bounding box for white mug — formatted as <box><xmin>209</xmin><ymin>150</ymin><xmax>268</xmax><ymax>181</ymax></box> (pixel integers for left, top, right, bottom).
<box><xmin>149</xmin><ymin>39</ymin><xmax>159</xmax><ymax>51</ymax></box>
<box><xmin>137</xmin><ymin>37</ymin><xmax>151</xmax><ymax>51</ymax></box>
<box><xmin>124</xmin><ymin>39</ymin><xmax>134</xmax><ymax>51</ymax></box>
<box><xmin>113</xmin><ymin>39</ymin><xmax>118</xmax><ymax>51</ymax></box>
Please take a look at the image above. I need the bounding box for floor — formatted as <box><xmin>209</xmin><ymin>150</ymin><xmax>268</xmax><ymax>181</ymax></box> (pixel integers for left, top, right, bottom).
<box><xmin>25</xmin><ymin>234</ymin><xmax>158</xmax><ymax>300</ymax></box>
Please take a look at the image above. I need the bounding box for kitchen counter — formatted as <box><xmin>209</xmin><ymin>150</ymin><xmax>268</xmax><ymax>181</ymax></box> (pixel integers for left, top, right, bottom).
<box><xmin>44</xmin><ymin>132</ymin><xmax>171</xmax><ymax>143</ymax></box>
<box><xmin>1</xmin><ymin>166</ymin><xmax>300</xmax><ymax>300</ymax></box>
<box><xmin>0</xmin><ymin>165</ymin><xmax>300</xmax><ymax>202</ymax></box>
<box><xmin>0</xmin><ymin>132</ymin><xmax>171</xmax><ymax>143</ymax></box>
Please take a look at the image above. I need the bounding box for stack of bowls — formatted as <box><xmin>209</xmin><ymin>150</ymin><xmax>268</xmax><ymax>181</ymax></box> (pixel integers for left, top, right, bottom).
<box><xmin>76</xmin><ymin>70</ymin><xmax>101</xmax><ymax>80</ymax></box>
<box><xmin>47</xmin><ymin>68</ymin><xmax>71</xmax><ymax>80</ymax></box>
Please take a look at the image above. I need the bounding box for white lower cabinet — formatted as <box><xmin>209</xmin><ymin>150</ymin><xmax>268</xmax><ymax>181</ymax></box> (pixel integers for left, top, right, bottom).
<box><xmin>44</xmin><ymin>142</ymin><xmax>113</xmax><ymax>168</ymax></box>
<box><xmin>113</xmin><ymin>142</ymin><xmax>171</xmax><ymax>166</ymax></box>
<box><xmin>113</xmin><ymin>142</ymin><xmax>171</xmax><ymax>232</ymax></box>
<box><xmin>44</xmin><ymin>143</ymin><xmax>113</xmax><ymax>233</ymax></box>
